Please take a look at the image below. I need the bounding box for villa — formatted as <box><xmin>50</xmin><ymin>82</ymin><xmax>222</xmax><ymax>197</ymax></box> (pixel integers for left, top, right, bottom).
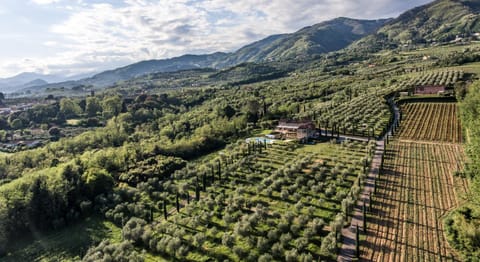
<box><xmin>275</xmin><ymin>120</ymin><xmax>316</xmax><ymax>140</ymax></box>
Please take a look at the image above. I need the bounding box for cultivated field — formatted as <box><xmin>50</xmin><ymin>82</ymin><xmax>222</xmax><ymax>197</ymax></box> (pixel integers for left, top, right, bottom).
<box><xmin>360</xmin><ymin>102</ymin><xmax>469</xmax><ymax>261</ymax></box>
<box><xmin>397</xmin><ymin>102</ymin><xmax>462</xmax><ymax>143</ymax></box>
<box><xmin>362</xmin><ymin>141</ymin><xmax>468</xmax><ymax>261</ymax></box>
<box><xmin>151</xmin><ymin>140</ymin><xmax>375</xmax><ymax>261</ymax></box>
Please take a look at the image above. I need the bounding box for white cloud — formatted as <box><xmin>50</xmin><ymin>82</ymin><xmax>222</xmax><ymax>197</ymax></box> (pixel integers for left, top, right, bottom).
<box><xmin>31</xmin><ymin>0</ymin><xmax>61</xmax><ymax>5</ymax></box>
<box><xmin>0</xmin><ymin>0</ymin><xmax>433</xmax><ymax>78</ymax></box>
<box><xmin>43</xmin><ymin>41</ymin><xmax>58</xmax><ymax>47</ymax></box>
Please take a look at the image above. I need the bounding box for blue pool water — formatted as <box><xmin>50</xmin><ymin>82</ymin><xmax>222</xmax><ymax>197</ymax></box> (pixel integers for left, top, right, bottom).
<box><xmin>246</xmin><ymin>137</ymin><xmax>276</xmax><ymax>144</ymax></box>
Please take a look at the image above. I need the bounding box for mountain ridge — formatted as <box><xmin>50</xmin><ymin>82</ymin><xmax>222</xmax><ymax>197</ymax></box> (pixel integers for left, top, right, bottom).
<box><xmin>351</xmin><ymin>0</ymin><xmax>480</xmax><ymax>50</ymax></box>
<box><xmin>13</xmin><ymin>17</ymin><xmax>388</xmax><ymax>94</ymax></box>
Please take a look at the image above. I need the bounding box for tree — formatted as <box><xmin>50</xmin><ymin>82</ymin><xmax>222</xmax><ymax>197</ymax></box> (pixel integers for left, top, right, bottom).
<box><xmin>218</xmin><ymin>104</ymin><xmax>236</xmax><ymax>119</ymax></box>
<box><xmin>28</xmin><ymin>177</ymin><xmax>51</xmax><ymax>231</ymax></box>
<box><xmin>176</xmin><ymin>193</ymin><xmax>180</xmax><ymax>212</ymax></box>
<box><xmin>320</xmin><ymin>231</ymin><xmax>337</xmax><ymax>255</ymax></box>
<box><xmin>193</xmin><ymin>232</ymin><xmax>205</xmax><ymax>248</ymax></box>
<box><xmin>163</xmin><ymin>199</ymin><xmax>168</xmax><ymax>220</ymax></box>
<box><xmin>48</xmin><ymin>127</ymin><xmax>62</xmax><ymax>140</ymax></box>
<box><xmin>102</xmin><ymin>95</ymin><xmax>123</xmax><ymax>118</ymax></box>
<box><xmin>60</xmin><ymin>98</ymin><xmax>82</xmax><ymax>118</ymax></box>
<box><xmin>222</xmin><ymin>233</ymin><xmax>234</xmax><ymax>248</ymax></box>
<box><xmin>81</xmin><ymin>168</ymin><xmax>114</xmax><ymax>198</ymax></box>
<box><xmin>258</xmin><ymin>254</ymin><xmax>273</xmax><ymax>262</ymax></box>
<box><xmin>245</xmin><ymin>99</ymin><xmax>260</xmax><ymax>124</ymax></box>
<box><xmin>86</xmin><ymin>96</ymin><xmax>102</xmax><ymax>117</ymax></box>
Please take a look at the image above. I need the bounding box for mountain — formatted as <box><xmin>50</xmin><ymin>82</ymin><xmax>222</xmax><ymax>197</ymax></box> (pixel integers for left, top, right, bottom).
<box><xmin>22</xmin><ymin>79</ymin><xmax>48</xmax><ymax>88</ymax></box>
<box><xmin>39</xmin><ymin>17</ymin><xmax>387</xmax><ymax>89</ymax></box>
<box><xmin>84</xmin><ymin>52</ymin><xmax>228</xmax><ymax>87</ymax></box>
<box><xmin>0</xmin><ymin>72</ymin><xmax>95</xmax><ymax>94</ymax></box>
<box><xmin>352</xmin><ymin>0</ymin><xmax>480</xmax><ymax>50</ymax></box>
<box><xmin>214</xmin><ymin>17</ymin><xmax>389</xmax><ymax>67</ymax></box>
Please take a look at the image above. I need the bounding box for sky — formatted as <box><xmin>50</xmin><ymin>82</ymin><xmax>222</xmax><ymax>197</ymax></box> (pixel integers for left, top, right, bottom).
<box><xmin>0</xmin><ymin>0</ymin><xmax>434</xmax><ymax>79</ymax></box>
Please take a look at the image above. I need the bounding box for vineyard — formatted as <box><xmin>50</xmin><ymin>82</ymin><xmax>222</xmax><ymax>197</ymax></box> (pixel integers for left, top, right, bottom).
<box><xmin>361</xmin><ymin>141</ymin><xmax>468</xmax><ymax>261</ymax></box>
<box><xmin>397</xmin><ymin>102</ymin><xmax>462</xmax><ymax>143</ymax></box>
<box><xmin>357</xmin><ymin>101</ymin><xmax>470</xmax><ymax>261</ymax></box>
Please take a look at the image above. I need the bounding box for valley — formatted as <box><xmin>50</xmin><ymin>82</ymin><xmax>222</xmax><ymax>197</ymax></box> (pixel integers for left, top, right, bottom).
<box><xmin>0</xmin><ymin>0</ymin><xmax>480</xmax><ymax>261</ymax></box>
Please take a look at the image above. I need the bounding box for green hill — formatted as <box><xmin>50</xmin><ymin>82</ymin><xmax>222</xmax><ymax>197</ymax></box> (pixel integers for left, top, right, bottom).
<box><xmin>353</xmin><ymin>0</ymin><xmax>480</xmax><ymax>50</ymax></box>
<box><xmin>214</xmin><ymin>17</ymin><xmax>389</xmax><ymax>67</ymax></box>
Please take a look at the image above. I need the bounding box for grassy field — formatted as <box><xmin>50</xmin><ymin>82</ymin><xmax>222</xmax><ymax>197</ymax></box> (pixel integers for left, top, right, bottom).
<box><xmin>3</xmin><ymin>217</ymin><xmax>121</xmax><ymax>262</ymax></box>
<box><xmin>455</xmin><ymin>62</ymin><xmax>480</xmax><ymax>76</ymax></box>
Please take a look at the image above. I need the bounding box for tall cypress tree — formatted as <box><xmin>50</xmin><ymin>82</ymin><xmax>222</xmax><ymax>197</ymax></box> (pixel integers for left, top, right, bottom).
<box><xmin>195</xmin><ymin>185</ymin><xmax>200</xmax><ymax>201</ymax></box>
<box><xmin>163</xmin><ymin>199</ymin><xmax>168</xmax><ymax>220</ymax></box>
<box><xmin>176</xmin><ymin>193</ymin><xmax>180</xmax><ymax>212</ymax></box>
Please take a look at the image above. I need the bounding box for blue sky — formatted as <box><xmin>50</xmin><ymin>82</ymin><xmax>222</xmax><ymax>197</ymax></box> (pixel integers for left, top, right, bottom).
<box><xmin>0</xmin><ymin>0</ymin><xmax>433</xmax><ymax>78</ymax></box>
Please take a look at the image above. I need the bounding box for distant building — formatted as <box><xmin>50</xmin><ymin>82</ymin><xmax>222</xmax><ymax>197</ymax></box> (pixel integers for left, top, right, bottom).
<box><xmin>275</xmin><ymin>120</ymin><xmax>316</xmax><ymax>140</ymax></box>
<box><xmin>415</xmin><ymin>85</ymin><xmax>446</xmax><ymax>95</ymax></box>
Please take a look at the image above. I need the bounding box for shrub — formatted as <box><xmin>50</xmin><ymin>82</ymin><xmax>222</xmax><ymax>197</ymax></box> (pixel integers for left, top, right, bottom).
<box><xmin>285</xmin><ymin>248</ymin><xmax>299</xmax><ymax>262</ymax></box>
<box><xmin>222</xmin><ymin>233</ymin><xmax>235</xmax><ymax>247</ymax></box>
<box><xmin>258</xmin><ymin>253</ymin><xmax>274</xmax><ymax>262</ymax></box>
<box><xmin>320</xmin><ymin>231</ymin><xmax>337</xmax><ymax>256</ymax></box>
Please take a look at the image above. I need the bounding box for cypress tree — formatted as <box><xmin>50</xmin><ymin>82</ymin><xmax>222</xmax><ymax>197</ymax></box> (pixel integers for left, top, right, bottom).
<box><xmin>176</xmin><ymin>193</ymin><xmax>180</xmax><ymax>212</ymax></box>
<box><xmin>195</xmin><ymin>185</ymin><xmax>200</xmax><ymax>201</ymax></box>
<box><xmin>163</xmin><ymin>199</ymin><xmax>168</xmax><ymax>220</ymax></box>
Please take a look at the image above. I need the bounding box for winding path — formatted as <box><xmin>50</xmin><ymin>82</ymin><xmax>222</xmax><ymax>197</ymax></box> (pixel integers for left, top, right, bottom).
<box><xmin>337</xmin><ymin>98</ymin><xmax>400</xmax><ymax>262</ymax></box>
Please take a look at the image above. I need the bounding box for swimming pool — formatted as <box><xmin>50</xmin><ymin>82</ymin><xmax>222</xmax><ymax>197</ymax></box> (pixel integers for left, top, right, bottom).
<box><xmin>246</xmin><ymin>137</ymin><xmax>276</xmax><ymax>144</ymax></box>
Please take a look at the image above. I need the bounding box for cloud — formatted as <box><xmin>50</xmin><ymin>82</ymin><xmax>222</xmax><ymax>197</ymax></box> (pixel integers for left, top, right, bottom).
<box><xmin>0</xmin><ymin>0</ymin><xmax>433</xmax><ymax>77</ymax></box>
<box><xmin>31</xmin><ymin>0</ymin><xmax>61</xmax><ymax>5</ymax></box>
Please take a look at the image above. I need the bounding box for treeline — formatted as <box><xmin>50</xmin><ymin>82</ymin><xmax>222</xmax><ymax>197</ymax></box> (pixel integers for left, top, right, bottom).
<box><xmin>445</xmin><ymin>80</ymin><xmax>480</xmax><ymax>260</ymax></box>
<box><xmin>0</xmin><ymin>137</ymin><xmax>189</xmax><ymax>255</ymax></box>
